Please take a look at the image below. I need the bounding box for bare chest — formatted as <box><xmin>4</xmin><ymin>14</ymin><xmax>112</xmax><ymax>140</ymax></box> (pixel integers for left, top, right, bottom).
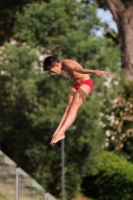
<box><xmin>61</xmin><ymin>70</ymin><xmax>77</xmax><ymax>82</ymax></box>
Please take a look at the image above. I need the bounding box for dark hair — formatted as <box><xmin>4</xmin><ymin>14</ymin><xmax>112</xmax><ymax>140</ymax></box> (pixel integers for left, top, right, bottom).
<box><xmin>43</xmin><ymin>56</ymin><xmax>59</xmax><ymax>71</ymax></box>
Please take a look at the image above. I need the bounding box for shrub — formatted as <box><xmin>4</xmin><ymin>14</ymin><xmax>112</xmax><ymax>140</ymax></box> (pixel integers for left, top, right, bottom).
<box><xmin>82</xmin><ymin>151</ymin><xmax>133</xmax><ymax>200</ymax></box>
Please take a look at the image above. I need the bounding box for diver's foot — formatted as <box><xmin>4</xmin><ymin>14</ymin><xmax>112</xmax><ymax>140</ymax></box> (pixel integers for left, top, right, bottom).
<box><xmin>50</xmin><ymin>132</ymin><xmax>65</xmax><ymax>146</ymax></box>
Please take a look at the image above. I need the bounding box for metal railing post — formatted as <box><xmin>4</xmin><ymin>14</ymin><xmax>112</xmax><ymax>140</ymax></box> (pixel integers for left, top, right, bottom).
<box><xmin>61</xmin><ymin>139</ymin><xmax>65</xmax><ymax>200</ymax></box>
<box><xmin>61</xmin><ymin>126</ymin><xmax>76</xmax><ymax>200</ymax></box>
<box><xmin>16</xmin><ymin>167</ymin><xmax>20</xmax><ymax>200</ymax></box>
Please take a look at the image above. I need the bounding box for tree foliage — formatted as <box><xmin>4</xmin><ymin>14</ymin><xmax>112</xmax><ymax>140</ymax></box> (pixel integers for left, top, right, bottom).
<box><xmin>101</xmin><ymin>80</ymin><xmax>133</xmax><ymax>162</ymax></box>
<box><xmin>0</xmin><ymin>0</ymin><xmax>50</xmax><ymax>45</ymax></box>
<box><xmin>0</xmin><ymin>0</ymin><xmax>121</xmax><ymax>198</ymax></box>
<box><xmin>14</xmin><ymin>0</ymin><xmax>100</xmax><ymax>57</ymax></box>
<box><xmin>0</xmin><ymin>41</ymin><xmax>104</xmax><ymax>198</ymax></box>
<box><xmin>82</xmin><ymin>150</ymin><xmax>133</xmax><ymax>200</ymax></box>
<box><xmin>84</xmin><ymin>0</ymin><xmax>133</xmax><ymax>78</ymax></box>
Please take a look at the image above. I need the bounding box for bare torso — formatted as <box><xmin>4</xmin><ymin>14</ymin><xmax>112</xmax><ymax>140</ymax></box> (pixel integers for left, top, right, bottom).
<box><xmin>61</xmin><ymin>59</ymin><xmax>90</xmax><ymax>83</ymax></box>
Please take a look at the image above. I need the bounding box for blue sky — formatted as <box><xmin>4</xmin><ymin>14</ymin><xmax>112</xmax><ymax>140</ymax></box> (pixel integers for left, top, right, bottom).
<box><xmin>96</xmin><ymin>8</ymin><xmax>118</xmax><ymax>36</ymax></box>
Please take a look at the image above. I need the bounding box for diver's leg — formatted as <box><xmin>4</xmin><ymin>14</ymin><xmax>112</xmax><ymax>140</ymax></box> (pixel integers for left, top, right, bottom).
<box><xmin>50</xmin><ymin>84</ymin><xmax>91</xmax><ymax>145</ymax></box>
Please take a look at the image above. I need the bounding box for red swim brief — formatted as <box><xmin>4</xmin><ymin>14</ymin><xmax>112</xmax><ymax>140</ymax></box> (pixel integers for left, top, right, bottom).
<box><xmin>74</xmin><ymin>79</ymin><xmax>94</xmax><ymax>91</ymax></box>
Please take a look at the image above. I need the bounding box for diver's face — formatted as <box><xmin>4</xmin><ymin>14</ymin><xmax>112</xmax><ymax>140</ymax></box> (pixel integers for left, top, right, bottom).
<box><xmin>49</xmin><ymin>63</ymin><xmax>61</xmax><ymax>75</ymax></box>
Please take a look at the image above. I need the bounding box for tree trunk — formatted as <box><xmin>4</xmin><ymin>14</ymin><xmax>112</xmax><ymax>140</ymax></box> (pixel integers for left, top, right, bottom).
<box><xmin>104</xmin><ymin>0</ymin><xmax>133</xmax><ymax>79</ymax></box>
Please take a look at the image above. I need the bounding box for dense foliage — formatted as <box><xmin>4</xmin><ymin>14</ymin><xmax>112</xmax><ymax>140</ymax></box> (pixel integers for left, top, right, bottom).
<box><xmin>0</xmin><ymin>0</ymin><xmax>50</xmax><ymax>45</ymax></box>
<box><xmin>0</xmin><ymin>41</ymin><xmax>105</xmax><ymax>198</ymax></box>
<box><xmin>1</xmin><ymin>0</ymin><xmax>132</xmax><ymax>199</ymax></box>
<box><xmin>82</xmin><ymin>150</ymin><xmax>133</xmax><ymax>200</ymax></box>
<box><xmin>101</xmin><ymin>81</ymin><xmax>133</xmax><ymax>161</ymax></box>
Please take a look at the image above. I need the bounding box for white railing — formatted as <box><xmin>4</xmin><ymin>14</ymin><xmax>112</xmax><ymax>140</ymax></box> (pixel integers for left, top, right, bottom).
<box><xmin>0</xmin><ymin>150</ymin><xmax>56</xmax><ymax>200</ymax></box>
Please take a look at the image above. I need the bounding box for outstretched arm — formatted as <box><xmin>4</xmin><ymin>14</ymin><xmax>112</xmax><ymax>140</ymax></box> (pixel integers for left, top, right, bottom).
<box><xmin>77</xmin><ymin>68</ymin><xmax>107</xmax><ymax>76</ymax></box>
<box><xmin>63</xmin><ymin>60</ymin><xmax>108</xmax><ymax>75</ymax></box>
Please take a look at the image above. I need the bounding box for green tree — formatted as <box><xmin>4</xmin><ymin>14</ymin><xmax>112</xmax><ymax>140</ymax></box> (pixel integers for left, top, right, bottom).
<box><xmin>0</xmin><ymin>0</ymin><xmax>50</xmax><ymax>45</ymax></box>
<box><xmin>0</xmin><ymin>0</ymin><xmax>121</xmax><ymax>198</ymax></box>
<box><xmin>14</xmin><ymin>0</ymin><xmax>99</xmax><ymax>58</ymax></box>
<box><xmin>81</xmin><ymin>0</ymin><xmax>133</xmax><ymax>167</ymax></box>
<box><xmin>101</xmin><ymin>80</ymin><xmax>133</xmax><ymax>162</ymax></box>
<box><xmin>86</xmin><ymin>0</ymin><xmax>133</xmax><ymax>79</ymax></box>
<box><xmin>82</xmin><ymin>150</ymin><xmax>133</xmax><ymax>200</ymax></box>
<box><xmin>13</xmin><ymin>0</ymin><xmax>120</xmax><ymax>71</ymax></box>
<box><xmin>0</xmin><ymin>41</ymin><xmax>104</xmax><ymax>198</ymax></box>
